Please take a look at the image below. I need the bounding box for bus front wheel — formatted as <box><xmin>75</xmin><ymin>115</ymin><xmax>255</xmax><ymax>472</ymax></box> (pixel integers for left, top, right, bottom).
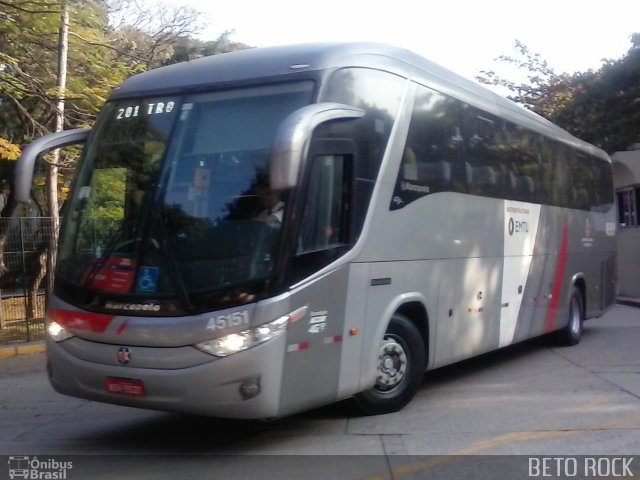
<box><xmin>353</xmin><ymin>313</ymin><xmax>426</xmax><ymax>415</ymax></box>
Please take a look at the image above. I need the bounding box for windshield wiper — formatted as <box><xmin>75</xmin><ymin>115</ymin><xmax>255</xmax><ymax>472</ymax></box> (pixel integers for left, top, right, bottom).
<box><xmin>153</xmin><ymin>210</ymin><xmax>195</xmax><ymax>312</ymax></box>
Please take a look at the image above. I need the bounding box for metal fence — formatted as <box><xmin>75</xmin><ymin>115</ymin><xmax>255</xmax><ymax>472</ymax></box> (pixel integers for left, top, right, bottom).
<box><xmin>1</xmin><ymin>217</ymin><xmax>55</xmax><ymax>344</ymax></box>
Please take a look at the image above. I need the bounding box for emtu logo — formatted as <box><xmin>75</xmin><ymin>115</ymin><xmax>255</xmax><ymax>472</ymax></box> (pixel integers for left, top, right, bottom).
<box><xmin>508</xmin><ymin>217</ymin><xmax>529</xmax><ymax>236</ymax></box>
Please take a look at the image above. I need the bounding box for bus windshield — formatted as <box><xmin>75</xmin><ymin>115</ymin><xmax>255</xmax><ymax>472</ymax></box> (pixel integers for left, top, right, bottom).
<box><xmin>57</xmin><ymin>82</ymin><xmax>315</xmax><ymax>312</ymax></box>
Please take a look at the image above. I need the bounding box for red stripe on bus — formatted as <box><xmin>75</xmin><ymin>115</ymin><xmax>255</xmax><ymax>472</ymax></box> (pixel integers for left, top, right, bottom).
<box><xmin>116</xmin><ymin>319</ymin><xmax>129</xmax><ymax>335</ymax></box>
<box><xmin>49</xmin><ymin>309</ymin><xmax>115</xmax><ymax>333</ymax></box>
<box><xmin>544</xmin><ymin>223</ymin><xmax>569</xmax><ymax>332</ymax></box>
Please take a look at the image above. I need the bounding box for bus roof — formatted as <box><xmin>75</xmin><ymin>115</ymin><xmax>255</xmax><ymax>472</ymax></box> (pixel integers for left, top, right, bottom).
<box><xmin>111</xmin><ymin>42</ymin><xmax>608</xmax><ymax>161</ymax></box>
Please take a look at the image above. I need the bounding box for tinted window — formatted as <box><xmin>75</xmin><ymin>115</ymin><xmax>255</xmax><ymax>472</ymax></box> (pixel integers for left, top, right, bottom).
<box><xmin>500</xmin><ymin>122</ymin><xmax>541</xmax><ymax>203</ymax></box>
<box><xmin>291</xmin><ymin>153</ymin><xmax>351</xmax><ymax>282</ymax></box>
<box><xmin>389</xmin><ymin>83</ymin><xmax>612</xmax><ymax>212</ymax></box>
<box><xmin>391</xmin><ymin>85</ymin><xmax>463</xmax><ymax>209</ymax></box>
<box><xmin>462</xmin><ymin>106</ymin><xmax>505</xmax><ymax>198</ymax></box>
<box><xmin>298</xmin><ymin>155</ymin><xmax>348</xmax><ymax>254</ymax></box>
<box><xmin>323</xmin><ymin>68</ymin><xmax>406</xmax><ymax>232</ymax></box>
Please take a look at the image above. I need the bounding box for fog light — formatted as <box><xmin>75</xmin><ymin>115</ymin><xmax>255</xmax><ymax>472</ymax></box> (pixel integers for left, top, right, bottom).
<box><xmin>239</xmin><ymin>380</ymin><xmax>260</xmax><ymax>400</ymax></box>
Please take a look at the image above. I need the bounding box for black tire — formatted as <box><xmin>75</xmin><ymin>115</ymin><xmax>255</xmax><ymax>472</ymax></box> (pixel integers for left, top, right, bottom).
<box><xmin>352</xmin><ymin>313</ymin><xmax>426</xmax><ymax>415</ymax></box>
<box><xmin>556</xmin><ymin>287</ymin><xmax>584</xmax><ymax>346</ymax></box>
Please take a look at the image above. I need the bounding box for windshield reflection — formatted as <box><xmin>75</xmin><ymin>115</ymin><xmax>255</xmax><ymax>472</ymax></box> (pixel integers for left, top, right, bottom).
<box><xmin>56</xmin><ymin>82</ymin><xmax>314</xmax><ymax>311</ymax></box>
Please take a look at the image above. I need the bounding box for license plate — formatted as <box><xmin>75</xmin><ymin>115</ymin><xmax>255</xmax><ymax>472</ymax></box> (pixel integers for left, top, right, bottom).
<box><xmin>105</xmin><ymin>377</ymin><xmax>146</xmax><ymax>397</ymax></box>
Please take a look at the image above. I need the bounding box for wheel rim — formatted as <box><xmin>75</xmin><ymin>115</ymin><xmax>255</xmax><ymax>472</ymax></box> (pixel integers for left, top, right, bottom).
<box><xmin>375</xmin><ymin>334</ymin><xmax>408</xmax><ymax>392</ymax></box>
<box><xmin>569</xmin><ymin>298</ymin><xmax>582</xmax><ymax>336</ymax></box>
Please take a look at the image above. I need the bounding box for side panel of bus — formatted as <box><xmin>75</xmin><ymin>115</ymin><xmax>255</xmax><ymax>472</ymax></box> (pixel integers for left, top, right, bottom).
<box><xmin>346</xmin><ymin>75</ymin><xmax>616</xmax><ymax>391</ymax></box>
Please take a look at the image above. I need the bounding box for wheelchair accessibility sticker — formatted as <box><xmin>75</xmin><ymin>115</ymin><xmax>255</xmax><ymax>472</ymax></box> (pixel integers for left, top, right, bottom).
<box><xmin>136</xmin><ymin>266</ymin><xmax>159</xmax><ymax>293</ymax></box>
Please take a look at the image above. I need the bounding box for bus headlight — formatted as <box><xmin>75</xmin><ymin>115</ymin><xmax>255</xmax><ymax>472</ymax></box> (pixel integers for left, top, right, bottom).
<box><xmin>46</xmin><ymin>319</ymin><xmax>75</xmax><ymax>342</ymax></box>
<box><xmin>195</xmin><ymin>314</ymin><xmax>290</xmax><ymax>357</ymax></box>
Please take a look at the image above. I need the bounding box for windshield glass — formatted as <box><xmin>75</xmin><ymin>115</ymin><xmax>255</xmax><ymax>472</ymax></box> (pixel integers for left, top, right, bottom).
<box><xmin>57</xmin><ymin>82</ymin><xmax>314</xmax><ymax>311</ymax></box>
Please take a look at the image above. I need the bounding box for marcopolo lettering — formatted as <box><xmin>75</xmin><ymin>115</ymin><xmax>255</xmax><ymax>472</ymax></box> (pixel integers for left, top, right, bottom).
<box><xmin>104</xmin><ymin>301</ymin><xmax>161</xmax><ymax>312</ymax></box>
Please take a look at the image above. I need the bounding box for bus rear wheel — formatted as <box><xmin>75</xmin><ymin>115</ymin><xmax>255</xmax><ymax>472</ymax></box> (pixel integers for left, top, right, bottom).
<box><xmin>353</xmin><ymin>313</ymin><xmax>426</xmax><ymax>415</ymax></box>
<box><xmin>556</xmin><ymin>287</ymin><xmax>584</xmax><ymax>346</ymax></box>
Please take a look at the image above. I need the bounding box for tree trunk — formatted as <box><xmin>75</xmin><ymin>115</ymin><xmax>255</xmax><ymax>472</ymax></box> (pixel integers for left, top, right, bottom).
<box><xmin>27</xmin><ymin>248</ymin><xmax>48</xmax><ymax>320</ymax></box>
<box><xmin>0</xmin><ymin>199</ymin><xmax>17</xmax><ymax>330</ymax></box>
<box><xmin>45</xmin><ymin>2</ymin><xmax>69</xmax><ymax>295</ymax></box>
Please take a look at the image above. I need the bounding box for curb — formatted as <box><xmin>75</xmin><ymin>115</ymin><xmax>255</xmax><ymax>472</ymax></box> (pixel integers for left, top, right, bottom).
<box><xmin>616</xmin><ymin>298</ymin><xmax>640</xmax><ymax>309</ymax></box>
<box><xmin>0</xmin><ymin>341</ymin><xmax>46</xmax><ymax>360</ymax></box>
<box><xmin>617</xmin><ymin>300</ymin><xmax>640</xmax><ymax>309</ymax></box>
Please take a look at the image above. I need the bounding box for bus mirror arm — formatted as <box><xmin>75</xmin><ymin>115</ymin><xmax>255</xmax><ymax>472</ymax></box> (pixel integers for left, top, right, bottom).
<box><xmin>15</xmin><ymin>128</ymin><xmax>91</xmax><ymax>203</ymax></box>
<box><xmin>270</xmin><ymin>102</ymin><xmax>364</xmax><ymax>190</ymax></box>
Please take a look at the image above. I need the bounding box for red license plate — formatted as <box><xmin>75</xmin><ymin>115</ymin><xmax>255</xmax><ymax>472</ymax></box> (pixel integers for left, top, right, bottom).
<box><xmin>105</xmin><ymin>377</ymin><xmax>146</xmax><ymax>397</ymax></box>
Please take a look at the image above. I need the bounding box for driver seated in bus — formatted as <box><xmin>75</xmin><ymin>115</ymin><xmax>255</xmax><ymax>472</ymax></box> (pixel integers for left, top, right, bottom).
<box><xmin>254</xmin><ymin>186</ymin><xmax>285</xmax><ymax>224</ymax></box>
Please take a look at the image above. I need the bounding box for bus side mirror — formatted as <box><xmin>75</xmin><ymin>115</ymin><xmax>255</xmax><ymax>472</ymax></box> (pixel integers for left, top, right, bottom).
<box><xmin>270</xmin><ymin>102</ymin><xmax>364</xmax><ymax>190</ymax></box>
<box><xmin>15</xmin><ymin>128</ymin><xmax>91</xmax><ymax>203</ymax></box>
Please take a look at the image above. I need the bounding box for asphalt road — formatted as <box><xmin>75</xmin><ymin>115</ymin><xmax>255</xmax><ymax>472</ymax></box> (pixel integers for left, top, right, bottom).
<box><xmin>1</xmin><ymin>304</ymin><xmax>639</xmax><ymax>479</ymax></box>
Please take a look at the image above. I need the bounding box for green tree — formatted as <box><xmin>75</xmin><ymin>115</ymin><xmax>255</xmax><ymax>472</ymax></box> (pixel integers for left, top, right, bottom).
<box><xmin>477</xmin><ymin>36</ymin><xmax>640</xmax><ymax>153</ymax></box>
<box><xmin>552</xmin><ymin>45</ymin><xmax>640</xmax><ymax>152</ymax></box>
<box><xmin>476</xmin><ymin>40</ymin><xmax>583</xmax><ymax>120</ymax></box>
<box><xmin>0</xmin><ymin>0</ymin><xmax>208</xmax><ymax>185</ymax></box>
<box><xmin>1</xmin><ymin>0</ymin><xmax>122</xmax><ymax>301</ymax></box>
<box><xmin>0</xmin><ymin>0</ymin><xmax>117</xmax><ymax>141</ymax></box>
<box><xmin>107</xmin><ymin>0</ymin><xmax>204</xmax><ymax>70</ymax></box>
<box><xmin>165</xmin><ymin>30</ymin><xmax>251</xmax><ymax>65</ymax></box>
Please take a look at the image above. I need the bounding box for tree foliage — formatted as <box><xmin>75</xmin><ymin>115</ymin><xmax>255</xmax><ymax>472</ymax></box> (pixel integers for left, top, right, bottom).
<box><xmin>165</xmin><ymin>30</ymin><xmax>251</xmax><ymax>65</ymax></box>
<box><xmin>0</xmin><ymin>0</ymin><xmax>248</xmax><ymax>202</ymax></box>
<box><xmin>477</xmin><ymin>37</ymin><xmax>640</xmax><ymax>153</ymax></box>
<box><xmin>107</xmin><ymin>0</ymin><xmax>204</xmax><ymax>71</ymax></box>
<box><xmin>1</xmin><ymin>0</ymin><xmax>113</xmax><ymax>140</ymax></box>
<box><xmin>552</xmin><ymin>46</ymin><xmax>640</xmax><ymax>152</ymax></box>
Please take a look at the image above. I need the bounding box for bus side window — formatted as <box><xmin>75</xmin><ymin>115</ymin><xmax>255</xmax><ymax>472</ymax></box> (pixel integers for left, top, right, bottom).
<box><xmin>500</xmin><ymin>122</ymin><xmax>541</xmax><ymax>202</ymax></box>
<box><xmin>391</xmin><ymin>84</ymin><xmax>462</xmax><ymax>210</ymax></box>
<box><xmin>462</xmin><ymin>107</ymin><xmax>505</xmax><ymax>198</ymax></box>
<box><xmin>298</xmin><ymin>154</ymin><xmax>348</xmax><ymax>253</ymax></box>
<box><xmin>292</xmin><ymin>154</ymin><xmax>351</xmax><ymax>282</ymax></box>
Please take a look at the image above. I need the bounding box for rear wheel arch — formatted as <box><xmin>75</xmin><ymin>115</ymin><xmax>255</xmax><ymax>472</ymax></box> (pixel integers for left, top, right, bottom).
<box><xmin>396</xmin><ymin>301</ymin><xmax>430</xmax><ymax>368</ymax></box>
<box><xmin>572</xmin><ymin>275</ymin><xmax>587</xmax><ymax>318</ymax></box>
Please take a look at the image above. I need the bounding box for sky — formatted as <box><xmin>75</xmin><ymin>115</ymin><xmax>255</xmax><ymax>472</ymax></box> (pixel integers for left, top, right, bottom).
<box><xmin>170</xmin><ymin>0</ymin><xmax>640</xmax><ymax>82</ymax></box>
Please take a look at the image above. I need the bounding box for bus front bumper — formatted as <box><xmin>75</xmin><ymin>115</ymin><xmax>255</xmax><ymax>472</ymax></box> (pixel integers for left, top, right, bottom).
<box><xmin>46</xmin><ymin>335</ymin><xmax>286</xmax><ymax>419</ymax></box>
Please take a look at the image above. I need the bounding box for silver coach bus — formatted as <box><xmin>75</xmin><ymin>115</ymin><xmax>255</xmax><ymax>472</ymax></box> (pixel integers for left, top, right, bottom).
<box><xmin>16</xmin><ymin>43</ymin><xmax>616</xmax><ymax>418</ymax></box>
